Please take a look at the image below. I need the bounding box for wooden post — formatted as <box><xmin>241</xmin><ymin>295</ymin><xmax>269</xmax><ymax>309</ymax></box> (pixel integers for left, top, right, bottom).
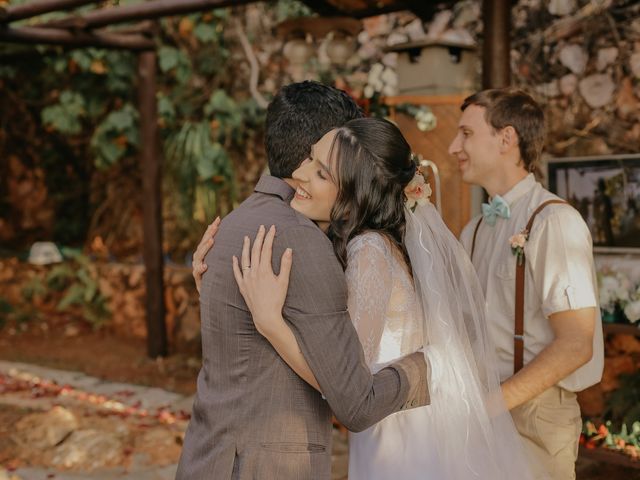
<box><xmin>482</xmin><ymin>0</ymin><xmax>511</xmax><ymax>88</ymax></box>
<box><xmin>138</xmin><ymin>50</ymin><xmax>167</xmax><ymax>358</ymax></box>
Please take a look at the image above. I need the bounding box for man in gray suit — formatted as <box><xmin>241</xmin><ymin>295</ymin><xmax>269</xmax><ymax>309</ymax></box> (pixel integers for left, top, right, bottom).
<box><xmin>177</xmin><ymin>81</ymin><xmax>430</xmax><ymax>480</ymax></box>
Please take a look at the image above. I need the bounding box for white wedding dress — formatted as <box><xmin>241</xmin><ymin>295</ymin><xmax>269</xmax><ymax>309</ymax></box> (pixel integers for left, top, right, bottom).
<box><xmin>346</xmin><ymin>232</ymin><xmax>447</xmax><ymax>479</ymax></box>
<box><xmin>344</xmin><ymin>205</ymin><xmax>539</xmax><ymax>480</ymax></box>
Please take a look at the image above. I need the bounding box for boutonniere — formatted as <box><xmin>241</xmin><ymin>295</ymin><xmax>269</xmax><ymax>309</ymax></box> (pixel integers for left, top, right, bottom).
<box><xmin>509</xmin><ymin>229</ymin><xmax>529</xmax><ymax>266</ymax></box>
<box><xmin>404</xmin><ymin>172</ymin><xmax>432</xmax><ymax>212</ymax></box>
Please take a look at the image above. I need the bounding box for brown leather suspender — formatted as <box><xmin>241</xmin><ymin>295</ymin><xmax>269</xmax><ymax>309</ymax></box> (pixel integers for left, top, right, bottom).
<box><xmin>470</xmin><ymin>199</ymin><xmax>568</xmax><ymax>374</ymax></box>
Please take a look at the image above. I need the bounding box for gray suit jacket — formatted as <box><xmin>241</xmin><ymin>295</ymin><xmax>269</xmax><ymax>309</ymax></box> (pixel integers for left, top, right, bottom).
<box><xmin>176</xmin><ymin>176</ymin><xmax>429</xmax><ymax>480</ymax></box>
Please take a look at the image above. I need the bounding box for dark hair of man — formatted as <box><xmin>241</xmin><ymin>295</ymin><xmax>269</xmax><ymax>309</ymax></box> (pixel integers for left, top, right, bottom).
<box><xmin>265</xmin><ymin>81</ymin><xmax>364</xmax><ymax>178</ymax></box>
<box><xmin>461</xmin><ymin>88</ymin><xmax>545</xmax><ymax>174</ymax></box>
<box><xmin>326</xmin><ymin>117</ymin><xmax>416</xmax><ymax>271</ymax></box>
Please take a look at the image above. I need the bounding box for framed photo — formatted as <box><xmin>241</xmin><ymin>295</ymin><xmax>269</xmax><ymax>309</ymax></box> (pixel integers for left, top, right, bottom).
<box><xmin>547</xmin><ymin>154</ymin><xmax>640</xmax><ymax>253</ymax></box>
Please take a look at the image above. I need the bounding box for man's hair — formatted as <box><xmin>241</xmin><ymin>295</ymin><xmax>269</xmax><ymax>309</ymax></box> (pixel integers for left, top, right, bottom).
<box><xmin>265</xmin><ymin>81</ymin><xmax>364</xmax><ymax>178</ymax></box>
<box><xmin>461</xmin><ymin>88</ymin><xmax>545</xmax><ymax>173</ymax></box>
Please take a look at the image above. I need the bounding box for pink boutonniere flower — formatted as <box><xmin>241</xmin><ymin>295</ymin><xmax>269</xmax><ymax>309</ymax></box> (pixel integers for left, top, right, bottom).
<box><xmin>509</xmin><ymin>229</ymin><xmax>529</xmax><ymax>265</ymax></box>
<box><xmin>404</xmin><ymin>172</ymin><xmax>432</xmax><ymax>211</ymax></box>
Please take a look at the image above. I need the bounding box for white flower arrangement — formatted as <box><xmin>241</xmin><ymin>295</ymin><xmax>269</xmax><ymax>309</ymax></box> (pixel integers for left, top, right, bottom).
<box><xmin>598</xmin><ymin>271</ymin><xmax>640</xmax><ymax>323</ymax></box>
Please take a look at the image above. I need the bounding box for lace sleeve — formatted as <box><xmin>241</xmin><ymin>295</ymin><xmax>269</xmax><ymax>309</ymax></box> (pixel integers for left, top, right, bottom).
<box><xmin>345</xmin><ymin>233</ymin><xmax>393</xmax><ymax>368</ymax></box>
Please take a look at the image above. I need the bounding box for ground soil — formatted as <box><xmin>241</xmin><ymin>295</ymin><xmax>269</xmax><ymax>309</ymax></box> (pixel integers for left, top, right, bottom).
<box><xmin>0</xmin><ymin>321</ymin><xmax>199</xmax><ymax>396</ymax></box>
<box><xmin>1</xmin><ymin>321</ymin><xmax>640</xmax><ymax>479</ymax></box>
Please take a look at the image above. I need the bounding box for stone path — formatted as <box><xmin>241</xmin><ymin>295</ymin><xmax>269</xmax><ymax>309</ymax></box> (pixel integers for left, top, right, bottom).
<box><xmin>0</xmin><ymin>361</ymin><xmax>350</xmax><ymax>480</ymax></box>
<box><xmin>0</xmin><ymin>361</ymin><xmax>189</xmax><ymax>480</ymax></box>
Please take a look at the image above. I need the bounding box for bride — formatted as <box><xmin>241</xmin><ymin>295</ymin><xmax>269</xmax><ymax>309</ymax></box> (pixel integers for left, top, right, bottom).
<box><xmin>203</xmin><ymin>117</ymin><xmax>538</xmax><ymax>479</ymax></box>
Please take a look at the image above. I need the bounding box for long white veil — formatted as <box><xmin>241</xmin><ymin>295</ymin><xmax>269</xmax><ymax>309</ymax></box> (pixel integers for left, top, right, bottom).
<box><xmin>405</xmin><ymin>203</ymin><xmax>539</xmax><ymax>479</ymax></box>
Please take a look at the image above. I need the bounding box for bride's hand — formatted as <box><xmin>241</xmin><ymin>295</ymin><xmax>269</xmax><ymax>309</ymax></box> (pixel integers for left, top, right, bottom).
<box><xmin>192</xmin><ymin>217</ymin><xmax>220</xmax><ymax>294</ymax></box>
<box><xmin>232</xmin><ymin>225</ymin><xmax>293</xmax><ymax>336</ymax></box>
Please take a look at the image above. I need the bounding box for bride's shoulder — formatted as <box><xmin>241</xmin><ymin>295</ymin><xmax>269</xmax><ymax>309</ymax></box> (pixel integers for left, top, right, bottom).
<box><xmin>347</xmin><ymin>231</ymin><xmax>390</xmax><ymax>257</ymax></box>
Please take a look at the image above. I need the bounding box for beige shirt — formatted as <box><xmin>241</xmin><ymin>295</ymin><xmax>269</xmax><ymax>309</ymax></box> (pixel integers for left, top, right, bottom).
<box><xmin>460</xmin><ymin>174</ymin><xmax>604</xmax><ymax>392</ymax></box>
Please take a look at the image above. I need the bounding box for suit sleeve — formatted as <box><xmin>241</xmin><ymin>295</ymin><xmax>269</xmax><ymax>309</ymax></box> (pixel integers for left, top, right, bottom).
<box><xmin>275</xmin><ymin>224</ymin><xmax>429</xmax><ymax>432</ymax></box>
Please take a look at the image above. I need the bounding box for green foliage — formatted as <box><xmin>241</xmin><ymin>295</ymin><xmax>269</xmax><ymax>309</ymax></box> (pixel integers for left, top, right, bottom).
<box><xmin>55</xmin><ymin>249</ymin><xmax>111</xmax><ymax>329</ymax></box>
<box><xmin>41</xmin><ymin>91</ymin><xmax>86</xmax><ymax>135</ymax></box>
<box><xmin>0</xmin><ymin>297</ymin><xmax>14</xmax><ymax>329</ymax></box>
<box><xmin>22</xmin><ymin>277</ymin><xmax>47</xmax><ymax>302</ymax></box>
<box><xmin>165</xmin><ymin>121</ymin><xmax>233</xmax><ymax>224</ymax></box>
<box><xmin>158</xmin><ymin>46</ymin><xmax>192</xmax><ymax>84</ymax></box>
<box><xmin>2</xmin><ymin>1</ymin><xmax>307</xmax><ymax>257</ymax></box>
<box><xmin>275</xmin><ymin>0</ymin><xmax>314</xmax><ymax>21</ymax></box>
<box><xmin>90</xmin><ymin>104</ymin><xmax>139</xmax><ymax>169</ymax></box>
<box><xmin>606</xmin><ymin>371</ymin><xmax>640</xmax><ymax>426</ymax></box>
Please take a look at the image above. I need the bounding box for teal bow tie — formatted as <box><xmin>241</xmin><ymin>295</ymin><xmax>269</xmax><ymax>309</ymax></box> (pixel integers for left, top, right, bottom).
<box><xmin>482</xmin><ymin>195</ymin><xmax>511</xmax><ymax>226</ymax></box>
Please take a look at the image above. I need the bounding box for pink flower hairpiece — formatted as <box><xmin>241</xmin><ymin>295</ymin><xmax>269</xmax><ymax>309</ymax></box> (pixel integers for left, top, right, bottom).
<box><xmin>404</xmin><ymin>171</ymin><xmax>432</xmax><ymax>212</ymax></box>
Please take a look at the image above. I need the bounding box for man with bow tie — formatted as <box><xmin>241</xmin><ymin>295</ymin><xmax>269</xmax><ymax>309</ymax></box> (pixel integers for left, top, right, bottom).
<box><xmin>450</xmin><ymin>88</ymin><xmax>604</xmax><ymax>480</ymax></box>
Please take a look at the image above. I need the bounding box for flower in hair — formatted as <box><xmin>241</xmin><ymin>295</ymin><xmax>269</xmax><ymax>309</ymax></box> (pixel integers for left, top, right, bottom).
<box><xmin>404</xmin><ymin>172</ymin><xmax>432</xmax><ymax>211</ymax></box>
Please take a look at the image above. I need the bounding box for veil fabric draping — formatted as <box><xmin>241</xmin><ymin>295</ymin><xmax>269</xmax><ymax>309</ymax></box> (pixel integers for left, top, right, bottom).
<box><xmin>404</xmin><ymin>203</ymin><xmax>541</xmax><ymax>479</ymax></box>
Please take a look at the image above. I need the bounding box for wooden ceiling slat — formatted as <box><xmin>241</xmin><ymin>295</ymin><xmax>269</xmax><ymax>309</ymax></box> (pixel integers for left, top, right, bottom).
<box><xmin>0</xmin><ymin>0</ymin><xmax>100</xmax><ymax>23</ymax></box>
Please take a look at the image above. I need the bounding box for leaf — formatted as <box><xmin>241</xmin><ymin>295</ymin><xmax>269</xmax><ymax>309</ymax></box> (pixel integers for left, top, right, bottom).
<box><xmin>70</xmin><ymin>50</ymin><xmax>92</xmax><ymax>71</ymax></box>
<box><xmin>46</xmin><ymin>264</ymin><xmax>75</xmax><ymax>291</ymax></box>
<box><xmin>57</xmin><ymin>284</ymin><xmax>85</xmax><ymax>310</ymax></box>
<box><xmin>41</xmin><ymin>91</ymin><xmax>86</xmax><ymax>135</ymax></box>
<box><xmin>158</xmin><ymin>46</ymin><xmax>180</xmax><ymax>72</ymax></box>
<box><xmin>194</xmin><ymin>23</ymin><xmax>218</xmax><ymax>43</ymax></box>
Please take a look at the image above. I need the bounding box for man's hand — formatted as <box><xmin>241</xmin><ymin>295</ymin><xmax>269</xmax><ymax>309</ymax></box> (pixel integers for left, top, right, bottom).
<box><xmin>192</xmin><ymin>217</ymin><xmax>220</xmax><ymax>294</ymax></box>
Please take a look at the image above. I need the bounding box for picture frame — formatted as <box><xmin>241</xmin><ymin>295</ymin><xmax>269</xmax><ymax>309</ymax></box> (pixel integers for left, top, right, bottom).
<box><xmin>547</xmin><ymin>154</ymin><xmax>640</xmax><ymax>253</ymax></box>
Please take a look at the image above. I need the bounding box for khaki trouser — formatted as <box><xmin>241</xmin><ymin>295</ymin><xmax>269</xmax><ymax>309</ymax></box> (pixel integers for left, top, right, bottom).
<box><xmin>511</xmin><ymin>386</ymin><xmax>582</xmax><ymax>480</ymax></box>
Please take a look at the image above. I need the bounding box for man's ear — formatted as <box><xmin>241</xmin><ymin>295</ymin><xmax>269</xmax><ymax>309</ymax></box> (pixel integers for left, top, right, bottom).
<box><xmin>499</xmin><ymin>126</ymin><xmax>518</xmax><ymax>154</ymax></box>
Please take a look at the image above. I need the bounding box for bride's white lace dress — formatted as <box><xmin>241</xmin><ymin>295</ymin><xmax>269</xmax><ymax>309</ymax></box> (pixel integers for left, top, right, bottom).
<box><xmin>346</xmin><ymin>232</ymin><xmax>446</xmax><ymax>479</ymax></box>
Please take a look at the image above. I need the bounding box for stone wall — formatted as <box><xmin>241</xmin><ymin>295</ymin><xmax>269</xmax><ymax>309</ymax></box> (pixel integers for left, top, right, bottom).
<box><xmin>0</xmin><ymin>257</ymin><xmax>201</xmax><ymax>353</ymax></box>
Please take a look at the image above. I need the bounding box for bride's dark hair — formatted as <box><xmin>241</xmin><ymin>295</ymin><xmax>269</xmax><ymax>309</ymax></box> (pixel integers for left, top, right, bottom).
<box><xmin>326</xmin><ymin>117</ymin><xmax>416</xmax><ymax>270</ymax></box>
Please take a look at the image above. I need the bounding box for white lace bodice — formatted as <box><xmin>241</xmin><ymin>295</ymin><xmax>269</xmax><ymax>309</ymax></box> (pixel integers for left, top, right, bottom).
<box><xmin>345</xmin><ymin>232</ymin><xmax>423</xmax><ymax>371</ymax></box>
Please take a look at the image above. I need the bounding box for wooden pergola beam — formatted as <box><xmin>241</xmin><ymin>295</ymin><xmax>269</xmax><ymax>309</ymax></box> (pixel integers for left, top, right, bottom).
<box><xmin>0</xmin><ymin>0</ymin><xmax>100</xmax><ymax>23</ymax></box>
<box><xmin>0</xmin><ymin>25</ymin><xmax>155</xmax><ymax>50</ymax></box>
<box><xmin>35</xmin><ymin>0</ymin><xmax>254</xmax><ymax>30</ymax></box>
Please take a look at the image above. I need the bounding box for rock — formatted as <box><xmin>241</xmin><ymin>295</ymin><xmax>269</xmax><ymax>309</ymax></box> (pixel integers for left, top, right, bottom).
<box><xmin>386</xmin><ymin>32</ymin><xmax>409</xmax><ymax>47</ymax></box>
<box><xmin>0</xmin><ymin>469</ymin><xmax>22</xmax><ymax>480</ymax></box>
<box><xmin>426</xmin><ymin>10</ymin><xmax>452</xmax><ymax>39</ymax></box>
<box><xmin>596</xmin><ymin>47</ymin><xmax>618</xmax><ymax>71</ymax></box>
<box><xmin>534</xmin><ymin>80</ymin><xmax>560</xmax><ymax>98</ymax></box>
<box><xmin>624</xmin><ymin>123</ymin><xmax>640</xmax><ymax>144</ymax></box>
<box><xmin>548</xmin><ymin>0</ymin><xmax>576</xmax><ymax>15</ymax></box>
<box><xmin>559</xmin><ymin>74</ymin><xmax>578</xmax><ymax>96</ymax></box>
<box><xmin>51</xmin><ymin>429</ymin><xmax>124</xmax><ymax>470</ymax></box>
<box><xmin>362</xmin><ymin>15</ymin><xmax>391</xmax><ymax>38</ymax></box>
<box><xmin>381</xmin><ymin>52</ymin><xmax>398</xmax><ymax>68</ymax></box>
<box><xmin>616</xmin><ymin>77</ymin><xmax>640</xmax><ymax>120</ymax></box>
<box><xmin>630</xmin><ymin>52</ymin><xmax>640</xmax><ymax>79</ymax></box>
<box><xmin>134</xmin><ymin>427</ymin><xmax>182</xmax><ymax>466</ymax></box>
<box><xmin>567</xmin><ymin>137</ymin><xmax>611</xmax><ymax>156</ymax></box>
<box><xmin>578</xmin><ymin>73</ymin><xmax>615</xmax><ymax>108</ymax></box>
<box><xmin>440</xmin><ymin>28</ymin><xmax>475</xmax><ymax>46</ymax></box>
<box><xmin>14</xmin><ymin>406</ymin><xmax>78</xmax><ymax>449</ymax></box>
<box><xmin>404</xmin><ymin>18</ymin><xmax>426</xmax><ymax>42</ymax></box>
<box><xmin>559</xmin><ymin>44</ymin><xmax>588</xmax><ymax>75</ymax></box>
